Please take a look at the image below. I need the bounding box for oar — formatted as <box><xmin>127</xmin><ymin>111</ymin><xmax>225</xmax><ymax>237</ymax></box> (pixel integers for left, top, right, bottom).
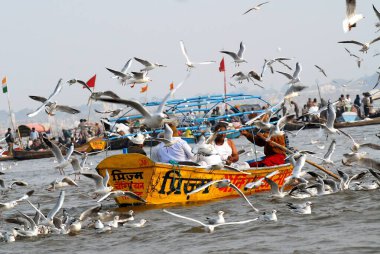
<box><xmin>255</xmin><ymin>134</ymin><xmax>340</xmax><ymax>180</ymax></box>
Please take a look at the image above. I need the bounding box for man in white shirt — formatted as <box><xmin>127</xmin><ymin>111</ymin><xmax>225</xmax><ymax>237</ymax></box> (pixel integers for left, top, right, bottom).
<box><xmin>29</xmin><ymin>127</ymin><xmax>39</xmax><ymax>141</ymax></box>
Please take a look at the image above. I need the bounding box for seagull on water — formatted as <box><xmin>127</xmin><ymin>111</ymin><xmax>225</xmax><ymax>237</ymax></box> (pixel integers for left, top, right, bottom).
<box><xmin>287</xmin><ymin>201</ymin><xmax>312</xmax><ymax>215</ymax></box>
<box><xmin>180</xmin><ymin>40</ymin><xmax>215</xmax><ymax>71</ymax></box>
<box><xmin>163</xmin><ymin>209</ymin><xmax>258</xmax><ymax>233</ymax></box>
<box><xmin>134</xmin><ymin>57</ymin><xmax>166</xmax><ymax>72</ymax></box>
<box><xmin>243</xmin><ymin>1</ymin><xmax>269</xmax><ymax>15</ymax></box>
<box><xmin>259</xmin><ymin>210</ymin><xmax>277</xmax><ymax>222</ymax></box>
<box><xmin>97</xmin><ymin>190</ymin><xmax>147</xmax><ymax>204</ymax></box>
<box><xmin>205</xmin><ymin>211</ymin><xmax>225</xmax><ymax>225</ymax></box>
<box><xmin>343</xmin><ymin>0</ymin><xmax>364</xmax><ymax>33</ymax></box>
<box><xmin>106</xmin><ymin>58</ymin><xmax>133</xmax><ymax>86</ymax></box>
<box><xmin>337</xmin><ymin>169</ymin><xmax>367</xmax><ymax>190</ymax></box>
<box><xmin>220</xmin><ymin>41</ymin><xmax>247</xmax><ymax>66</ymax></box>
<box><xmin>123</xmin><ymin>219</ymin><xmax>147</xmax><ymax>228</ymax></box>
<box><xmin>94</xmin><ymin>73</ymin><xmax>190</xmax><ymax>128</ymax></box>
<box><xmin>27</xmin><ymin>79</ymin><xmax>63</xmax><ymax>117</ymax></box>
<box><xmin>0</xmin><ymin>190</ymin><xmax>34</xmax><ymax>212</ymax></box>
<box><xmin>338</xmin><ymin>36</ymin><xmax>380</xmax><ymax>53</ymax></box>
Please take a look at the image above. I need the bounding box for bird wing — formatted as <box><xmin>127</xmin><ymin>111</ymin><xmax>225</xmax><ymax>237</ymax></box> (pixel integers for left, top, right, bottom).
<box><xmin>186</xmin><ymin>180</ymin><xmax>224</xmax><ymax>195</ymax></box>
<box><xmin>261</xmin><ymin>60</ymin><xmax>268</xmax><ymax>77</ymax></box>
<box><xmin>293</xmin><ymin>62</ymin><xmax>302</xmax><ymax>78</ymax></box>
<box><xmin>43</xmin><ymin>137</ymin><xmax>65</xmax><ymax>163</ymax></box>
<box><xmin>64</xmin><ymin>144</ymin><xmax>74</xmax><ymax>161</ymax></box>
<box><xmin>131</xmin><ymin>72</ymin><xmax>145</xmax><ymax>79</ymax></box>
<box><xmin>278</xmin><ymin>60</ymin><xmax>293</xmax><ymax>70</ymax></box>
<box><xmin>360</xmin><ymin>143</ymin><xmax>380</xmax><ymax>150</ymax></box>
<box><xmin>120</xmin><ymin>191</ymin><xmax>147</xmax><ymax>203</ymax></box>
<box><xmin>27</xmin><ymin>79</ymin><xmax>63</xmax><ymax>117</ymax></box>
<box><xmin>55</xmin><ymin>105</ymin><xmax>80</xmax><ymax>114</ymax></box>
<box><xmin>237</xmin><ymin>41</ymin><xmax>245</xmax><ymax>58</ymax></box>
<box><xmin>70</xmin><ymin>157</ymin><xmax>81</xmax><ymax>172</ymax></box>
<box><xmin>220</xmin><ymin>50</ymin><xmax>238</xmax><ymax>60</ymax></box>
<box><xmin>94</xmin><ymin>109</ymin><xmax>112</xmax><ymax>114</ymax></box>
<box><xmin>163</xmin><ymin>209</ymin><xmax>207</xmax><ymax>227</ymax></box>
<box><xmin>62</xmin><ymin>176</ymin><xmax>78</xmax><ymax>187</ymax></box>
<box><xmin>264</xmin><ymin>177</ymin><xmax>281</xmax><ymax>195</ymax></box>
<box><xmin>134</xmin><ymin>57</ymin><xmax>151</xmax><ymax>67</ymax></box>
<box><xmin>196</xmin><ymin>61</ymin><xmax>216</xmax><ymax>65</ymax></box>
<box><xmin>346</xmin><ymin>0</ymin><xmax>356</xmax><ymax>17</ymax></box>
<box><xmin>374</xmin><ymin>4</ymin><xmax>380</xmax><ymax>20</ymax></box>
<box><xmin>338</xmin><ymin>40</ymin><xmax>365</xmax><ymax>47</ymax></box>
<box><xmin>276</xmin><ymin>71</ymin><xmax>293</xmax><ymax>80</ymax></box>
<box><xmin>47</xmin><ymin>190</ymin><xmax>65</xmax><ymax>221</ymax></box>
<box><xmin>96</xmin><ymin>192</ymin><xmax>112</xmax><ymax>203</ymax></box>
<box><xmin>94</xmin><ymin>97</ymin><xmax>152</xmax><ymax>118</ymax></box>
<box><xmin>0</xmin><ymin>179</ymin><xmax>4</xmax><ymax>188</ymax></box>
<box><xmin>15</xmin><ymin>190</ymin><xmax>34</xmax><ymax>202</ymax></box>
<box><xmin>82</xmin><ymin>173</ymin><xmax>104</xmax><ymax>189</ymax></box>
<box><xmin>228</xmin><ymin>183</ymin><xmax>259</xmax><ymax>212</ymax></box>
<box><xmin>214</xmin><ymin>218</ymin><xmax>258</xmax><ymax>227</ymax></box>
<box><xmin>368</xmin><ymin>169</ymin><xmax>380</xmax><ymax>182</ymax></box>
<box><xmin>277</xmin><ymin>114</ymin><xmax>295</xmax><ymax>130</ymax></box>
<box><xmin>344</xmin><ymin>47</ymin><xmax>352</xmax><ymax>55</ymax></box>
<box><xmin>102</xmin><ymin>170</ymin><xmax>110</xmax><ymax>187</ymax></box>
<box><xmin>248</xmin><ymin>70</ymin><xmax>262</xmax><ymax>81</ymax></box>
<box><xmin>369</xmin><ymin>36</ymin><xmax>380</xmax><ymax>45</ymax></box>
<box><xmin>9</xmin><ymin>181</ymin><xmax>28</xmax><ymax>188</ymax></box>
<box><xmin>75</xmin><ymin>80</ymin><xmax>93</xmax><ymax>93</ymax></box>
<box><xmin>324</xmin><ymin>139</ymin><xmax>336</xmax><ymax>160</ymax></box>
<box><xmin>257</xmin><ymin>1</ymin><xmax>270</xmax><ymax>7</ymax></box>
<box><xmin>180</xmin><ymin>40</ymin><xmax>191</xmax><ymax>64</ymax></box>
<box><xmin>17</xmin><ymin>211</ymin><xmax>37</xmax><ymax>229</ymax></box>
<box><xmin>121</xmin><ymin>59</ymin><xmax>133</xmax><ymax>74</ymax></box>
<box><xmin>102</xmin><ymin>90</ymin><xmax>120</xmax><ymax>99</ymax></box>
<box><xmin>314</xmin><ymin>65</ymin><xmax>327</xmax><ymax>77</ymax></box>
<box><xmin>242</xmin><ymin>8</ymin><xmax>255</xmax><ymax>15</ymax></box>
<box><xmin>79</xmin><ymin>204</ymin><xmax>102</xmax><ymax>221</ymax></box>
<box><xmin>105</xmin><ymin>68</ymin><xmax>129</xmax><ymax>78</ymax></box>
<box><xmin>29</xmin><ymin>96</ymin><xmax>48</xmax><ymax>103</ymax></box>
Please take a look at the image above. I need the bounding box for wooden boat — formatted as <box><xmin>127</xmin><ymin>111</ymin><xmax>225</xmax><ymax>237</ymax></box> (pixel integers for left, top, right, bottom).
<box><xmin>96</xmin><ymin>153</ymin><xmax>293</xmax><ymax>206</ymax></box>
<box><xmin>75</xmin><ymin>137</ymin><xmax>107</xmax><ymax>153</ymax></box>
<box><xmin>13</xmin><ymin>148</ymin><xmax>65</xmax><ymax>160</ymax></box>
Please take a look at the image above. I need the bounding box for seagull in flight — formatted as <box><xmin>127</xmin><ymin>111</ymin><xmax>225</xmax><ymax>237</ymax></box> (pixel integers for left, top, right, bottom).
<box><xmin>314</xmin><ymin>65</ymin><xmax>327</xmax><ymax>77</ymax></box>
<box><xmin>338</xmin><ymin>36</ymin><xmax>380</xmax><ymax>53</ymax></box>
<box><xmin>27</xmin><ymin>79</ymin><xmax>63</xmax><ymax>117</ymax></box>
<box><xmin>180</xmin><ymin>40</ymin><xmax>215</xmax><ymax>70</ymax></box>
<box><xmin>97</xmin><ymin>190</ymin><xmax>147</xmax><ymax>204</ymax></box>
<box><xmin>343</xmin><ymin>0</ymin><xmax>364</xmax><ymax>33</ymax></box>
<box><xmin>67</xmin><ymin>79</ymin><xmax>93</xmax><ymax>93</ymax></box>
<box><xmin>243</xmin><ymin>2</ymin><xmax>269</xmax><ymax>15</ymax></box>
<box><xmin>29</xmin><ymin>96</ymin><xmax>80</xmax><ymax>116</ymax></box>
<box><xmin>127</xmin><ymin>71</ymin><xmax>152</xmax><ymax>88</ymax></box>
<box><xmin>373</xmin><ymin>4</ymin><xmax>380</xmax><ymax>32</ymax></box>
<box><xmin>277</xmin><ymin>62</ymin><xmax>302</xmax><ymax>84</ymax></box>
<box><xmin>43</xmin><ymin>136</ymin><xmax>74</xmax><ymax>175</ymax></box>
<box><xmin>106</xmin><ymin>58</ymin><xmax>133</xmax><ymax>85</ymax></box>
<box><xmin>261</xmin><ymin>57</ymin><xmax>292</xmax><ymax>77</ymax></box>
<box><xmin>372</xmin><ymin>72</ymin><xmax>380</xmax><ymax>89</ymax></box>
<box><xmin>134</xmin><ymin>57</ymin><xmax>166</xmax><ymax>72</ymax></box>
<box><xmin>220</xmin><ymin>41</ymin><xmax>247</xmax><ymax>66</ymax></box>
<box><xmin>0</xmin><ymin>190</ymin><xmax>34</xmax><ymax>212</ymax></box>
<box><xmin>94</xmin><ymin>73</ymin><xmax>190</xmax><ymax>128</ymax></box>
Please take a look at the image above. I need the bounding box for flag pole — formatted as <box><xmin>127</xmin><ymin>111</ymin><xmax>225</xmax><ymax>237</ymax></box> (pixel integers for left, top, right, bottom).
<box><xmin>87</xmin><ymin>87</ymin><xmax>94</xmax><ymax>122</ymax></box>
<box><xmin>223</xmin><ymin>65</ymin><xmax>227</xmax><ymax>110</ymax></box>
<box><xmin>3</xmin><ymin>77</ymin><xmax>21</xmax><ymax>147</ymax></box>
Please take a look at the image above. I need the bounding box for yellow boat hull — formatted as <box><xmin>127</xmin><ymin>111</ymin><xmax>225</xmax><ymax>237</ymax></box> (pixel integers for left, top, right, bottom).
<box><xmin>96</xmin><ymin>154</ymin><xmax>293</xmax><ymax>206</ymax></box>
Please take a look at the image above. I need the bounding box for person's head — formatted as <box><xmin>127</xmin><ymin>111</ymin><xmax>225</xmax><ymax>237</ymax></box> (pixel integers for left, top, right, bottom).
<box><xmin>168</xmin><ymin>123</ymin><xmax>179</xmax><ymax>137</ymax></box>
<box><xmin>304</xmin><ymin>104</ymin><xmax>307</xmax><ymax>108</ymax></box>
<box><xmin>313</xmin><ymin>98</ymin><xmax>317</xmax><ymax>102</ymax></box>
<box><xmin>340</xmin><ymin>94</ymin><xmax>344</xmax><ymax>98</ymax></box>
<box><xmin>356</xmin><ymin>94</ymin><xmax>360</xmax><ymax>98</ymax></box>
<box><xmin>290</xmin><ymin>101</ymin><xmax>295</xmax><ymax>105</ymax></box>
<box><xmin>214</xmin><ymin>122</ymin><xmax>228</xmax><ymax>142</ymax></box>
<box><xmin>215</xmin><ymin>106</ymin><xmax>220</xmax><ymax>111</ymax></box>
<box><xmin>130</xmin><ymin>134</ymin><xmax>145</xmax><ymax>147</ymax></box>
<box><xmin>308</xmin><ymin>98</ymin><xmax>312</xmax><ymax>101</ymax></box>
<box><xmin>32</xmin><ymin>127</ymin><xmax>35</xmax><ymax>132</ymax></box>
<box><xmin>346</xmin><ymin>94</ymin><xmax>350</xmax><ymax>98</ymax></box>
<box><xmin>7</xmin><ymin>128</ymin><xmax>11</xmax><ymax>132</ymax></box>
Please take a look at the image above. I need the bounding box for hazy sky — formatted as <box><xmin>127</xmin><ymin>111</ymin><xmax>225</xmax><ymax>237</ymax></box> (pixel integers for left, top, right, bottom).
<box><xmin>0</xmin><ymin>0</ymin><xmax>379</xmax><ymax>112</ymax></box>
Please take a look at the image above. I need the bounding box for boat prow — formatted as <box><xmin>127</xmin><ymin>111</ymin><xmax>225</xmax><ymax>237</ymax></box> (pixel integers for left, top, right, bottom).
<box><xmin>96</xmin><ymin>154</ymin><xmax>293</xmax><ymax>207</ymax></box>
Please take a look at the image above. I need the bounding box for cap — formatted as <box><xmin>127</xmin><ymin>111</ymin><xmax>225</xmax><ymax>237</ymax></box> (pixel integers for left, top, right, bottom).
<box><xmin>130</xmin><ymin>134</ymin><xmax>145</xmax><ymax>145</ymax></box>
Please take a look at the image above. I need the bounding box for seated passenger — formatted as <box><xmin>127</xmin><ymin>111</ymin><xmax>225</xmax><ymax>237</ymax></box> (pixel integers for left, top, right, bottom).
<box><xmin>240</xmin><ymin>129</ymin><xmax>286</xmax><ymax>167</ymax></box>
<box><xmin>154</xmin><ymin>124</ymin><xmax>194</xmax><ymax>163</ymax></box>
<box><xmin>210</xmin><ymin>122</ymin><xmax>239</xmax><ymax>165</ymax></box>
<box><xmin>127</xmin><ymin>134</ymin><xmax>146</xmax><ymax>155</ymax></box>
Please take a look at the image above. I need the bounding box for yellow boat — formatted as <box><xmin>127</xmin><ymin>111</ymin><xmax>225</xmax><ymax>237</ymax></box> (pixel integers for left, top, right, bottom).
<box><xmin>96</xmin><ymin>153</ymin><xmax>293</xmax><ymax>206</ymax></box>
<box><xmin>75</xmin><ymin>137</ymin><xmax>107</xmax><ymax>153</ymax></box>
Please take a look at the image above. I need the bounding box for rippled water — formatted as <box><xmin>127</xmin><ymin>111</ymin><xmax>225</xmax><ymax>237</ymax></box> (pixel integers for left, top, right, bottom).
<box><xmin>1</xmin><ymin>125</ymin><xmax>379</xmax><ymax>254</ymax></box>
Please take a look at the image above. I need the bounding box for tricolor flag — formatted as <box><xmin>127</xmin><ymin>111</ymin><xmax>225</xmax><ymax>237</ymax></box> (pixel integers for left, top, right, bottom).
<box><xmin>2</xmin><ymin>76</ymin><xmax>7</xmax><ymax>94</ymax></box>
<box><xmin>140</xmin><ymin>85</ymin><xmax>148</xmax><ymax>93</ymax></box>
<box><xmin>86</xmin><ymin>74</ymin><xmax>96</xmax><ymax>89</ymax></box>
<box><xmin>169</xmin><ymin>82</ymin><xmax>174</xmax><ymax>91</ymax></box>
<box><xmin>219</xmin><ymin>58</ymin><xmax>225</xmax><ymax>72</ymax></box>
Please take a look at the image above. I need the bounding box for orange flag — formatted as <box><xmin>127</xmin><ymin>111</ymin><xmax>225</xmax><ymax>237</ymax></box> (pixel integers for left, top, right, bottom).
<box><xmin>169</xmin><ymin>82</ymin><xmax>174</xmax><ymax>91</ymax></box>
<box><xmin>140</xmin><ymin>85</ymin><xmax>148</xmax><ymax>93</ymax></box>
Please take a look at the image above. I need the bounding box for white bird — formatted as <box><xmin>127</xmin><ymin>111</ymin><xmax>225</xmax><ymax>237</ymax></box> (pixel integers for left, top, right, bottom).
<box><xmin>374</xmin><ymin>4</ymin><xmax>380</xmax><ymax>32</ymax></box>
<box><xmin>261</xmin><ymin>57</ymin><xmax>292</xmax><ymax>77</ymax></box>
<box><xmin>106</xmin><ymin>59</ymin><xmax>133</xmax><ymax>85</ymax></box>
<box><xmin>314</xmin><ymin>65</ymin><xmax>327</xmax><ymax>77</ymax></box>
<box><xmin>267</xmin><ymin>114</ymin><xmax>295</xmax><ymax>140</ymax></box>
<box><xmin>231</xmin><ymin>70</ymin><xmax>262</xmax><ymax>85</ymax></box>
<box><xmin>287</xmin><ymin>201</ymin><xmax>312</xmax><ymax>215</ymax></box>
<box><xmin>186</xmin><ymin>179</ymin><xmax>259</xmax><ymax>212</ymax></box>
<box><xmin>29</xmin><ymin>96</ymin><xmax>80</xmax><ymax>116</ymax></box>
<box><xmin>180</xmin><ymin>40</ymin><xmax>215</xmax><ymax>70</ymax></box>
<box><xmin>337</xmin><ymin>169</ymin><xmax>367</xmax><ymax>190</ymax></box>
<box><xmin>259</xmin><ymin>210</ymin><xmax>277</xmax><ymax>222</ymax></box>
<box><xmin>163</xmin><ymin>209</ymin><xmax>258</xmax><ymax>233</ymax></box>
<box><xmin>0</xmin><ymin>179</ymin><xmax>28</xmax><ymax>190</ymax></box>
<box><xmin>47</xmin><ymin>176</ymin><xmax>78</xmax><ymax>191</ymax></box>
<box><xmin>13</xmin><ymin>211</ymin><xmax>38</xmax><ymax>237</ymax></box>
<box><xmin>94</xmin><ymin>108</ymin><xmax>124</xmax><ymax>117</ymax></box>
<box><xmin>276</xmin><ymin>62</ymin><xmax>302</xmax><ymax>84</ymax></box>
<box><xmin>69</xmin><ymin>157</ymin><xmax>90</xmax><ymax>180</ymax></box>
<box><xmin>27</xmin><ymin>79</ymin><xmax>63</xmax><ymax>117</ymax></box>
<box><xmin>123</xmin><ymin>219</ymin><xmax>147</xmax><ymax>228</ymax></box>
<box><xmin>43</xmin><ymin>137</ymin><xmax>74</xmax><ymax>175</ymax></box>
<box><xmin>338</xmin><ymin>36</ymin><xmax>380</xmax><ymax>53</ymax></box>
<box><xmin>310</xmin><ymin>139</ymin><xmax>336</xmax><ymax>165</ymax></box>
<box><xmin>127</xmin><ymin>71</ymin><xmax>152</xmax><ymax>88</ymax></box>
<box><xmin>343</xmin><ymin>0</ymin><xmax>364</xmax><ymax>33</ymax></box>
<box><xmin>134</xmin><ymin>57</ymin><xmax>166</xmax><ymax>72</ymax></box>
<box><xmin>284</xmin><ymin>154</ymin><xmax>308</xmax><ymax>185</ymax></box>
<box><xmin>0</xmin><ymin>231</ymin><xmax>16</xmax><ymax>242</ymax></box>
<box><xmin>94</xmin><ymin>220</ymin><xmax>112</xmax><ymax>233</ymax></box>
<box><xmin>146</xmin><ymin>124</ymin><xmax>177</xmax><ymax>147</ymax></box>
<box><xmin>82</xmin><ymin>170</ymin><xmax>113</xmax><ymax>196</ymax></box>
<box><xmin>245</xmin><ymin>170</ymin><xmax>279</xmax><ymax>190</ymax></box>
<box><xmin>94</xmin><ymin>73</ymin><xmax>190</xmax><ymax>128</ymax></box>
<box><xmin>220</xmin><ymin>41</ymin><xmax>247</xmax><ymax>66</ymax></box>
<box><xmin>205</xmin><ymin>211</ymin><xmax>225</xmax><ymax>225</ymax></box>
<box><xmin>264</xmin><ymin>177</ymin><xmax>287</xmax><ymax>198</ymax></box>
<box><xmin>243</xmin><ymin>2</ymin><xmax>270</xmax><ymax>15</ymax></box>
<box><xmin>97</xmin><ymin>190</ymin><xmax>147</xmax><ymax>204</ymax></box>
<box><xmin>0</xmin><ymin>190</ymin><xmax>34</xmax><ymax>212</ymax></box>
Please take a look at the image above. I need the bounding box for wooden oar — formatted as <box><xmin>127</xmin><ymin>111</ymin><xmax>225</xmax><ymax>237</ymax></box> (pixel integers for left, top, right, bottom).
<box><xmin>255</xmin><ymin>135</ymin><xmax>340</xmax><ymax>180</ymax></box>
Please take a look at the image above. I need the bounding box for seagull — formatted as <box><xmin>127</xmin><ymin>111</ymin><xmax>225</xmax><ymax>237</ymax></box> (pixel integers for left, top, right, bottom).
<box><xmin>276</xmin><ymin>62</ymin><xmax>302</xmax><ymax>84</ymax></box>
<box><xmin>259</xmin><ymin>210</ymin><xmax>277</xmax><ymax>222</ymax></box>
<box><xmin>67</xmin><ymin>79</ymin><xmax>93</xmax><ymax>93</ymax></box>
<box><xmin>186</xmin><ymin>179</ymin><xmax>259</xmax><ymax>212</ymax></box>
<box><xmin>82</xmin><ymin>170</ymin><xmax>113</xmax><ymax>196</ymax></box>
<box><xmin>69</xmin><ymin>157</ymin><xmax>91</xmax><ymax>180</ymax></box>
<box><xmin>243</xmin><ymin>1</ymin><xmax>269</xmax><ymax>15</ymax></box>
<box><xmin>338</xmin><ymin>36</ymin><xmax>380</xmax><ymax>53</ymax></box>
<box><xmin>284</xmin><ymin>154</ymin><xmax>308</xmax><ymax>185</ymax></box>
<box><xmin>0</xmin><ymin>179</ymin><xmax>28</xmax><ymax>190</ymax></box>
<box><xmin>342</xmin><ymin>153</ymin><xmax>380</xmax><ymax>171</ymax></box>
<box><xmin>245</xmin><ymin>170</ymin><xmax>279</xmax><ymax>190</ymax></box>
<box><xmin>314</xmin><ymin>65</ymin><xmax>327</xmax><ymax>77</ymax></box>
<box><xmin>205</xmin><ymin>211</ymin><xmax>225</xmax><ymax>225</ymax></box>
<box><xmin>27</xmin><ymin>79</ymin><xmax>63</xmax><ymax>117</ymax></box>
<box><xmin>261</xmin><ymin>57</ymin><xmax>292</xmax><ymax>77</ymax></box>
<box><xmin>94</xmin><ymin>73</ymin><xmax>190</xmax><ymax>128</ymax></box>
<box><xmin>372</xmin><ymin>72</ymin><xmax>380</xmax><ymax>89</ymax></box>
<box><xmin>180</xmin><ymin>40</ymin><xmax>215</xmax><ymax>70</ymax></box>
<box><xmin>47</xmin><ymin>176</ymin><xmax>78</xmax><ymax>191</ymax></box>
<box><xmin>90</xmin><ymin>90</ymin><xmax>120</xmax><ymax>101</ymax></box>
<box><xmin>146</xmin><ymin>124</ymin><xmax>177</xmax><ymax>147</ymax></box>
<box><xmin>127</xmin><ymin>71</ymin><xmax>152</xmax><ymax>88</ymax></box>
<box><xmin>123</xmin><ymin>219</ymin><xmax>147</xmax><ymax>228</ymax></box>
<box><xmin>264</xmin><ymin>177</ymin><xmax>287</xmax><ymax>198</ymax></box>
<box><xmin>344</xmin><ymin>48</ymin><xmax>364</xmax><ymax>67</ymax></box>
<box><xmin>13</xmin><ymin>211</ymin><xmax>39</xmax><ymax>237</ymax></box>
<box><xmin>106</xmin><ymin>58</ymin><xmax>133</xmax><ymax>85</ymax></box>
<box><xmin>286</xmin><ymin>201</ymin><xmax>312</xmax><ymax>215</ymax></box>
<box><xmin>267</xmin><ymin>114</ymin><xmax>295</xmax><ymax>139</ymax></box>
<box><xmin>94</xmin><ymin>108</ymin><xmax>124</xmax><ymax>117</ymax></box>
<box><xmin>29</xmin><ymin>96</ymin><xmax>80</xmax><ymax>116</ymax></box>
<box><xmin>306</xmin><ymin>178</ymin><xmax>333</xmax><ymax>196</ymax></box>
<box><xmin>337</xmin><ymin>169</ymin><xmax>367</xmax><ymax>190</ymax></box>
<box><xmin>134</xmin><ymin>57</ymin><xmax>166</xmax><ymax>72</ymax></box>
<box><xmin>43</xmin><ymin>136</ymin><xmax>74</xmax><ymax>175</ymax></box>
<box><xmin>373</xmin><ymin>4</ymin><xmax>380</xmax><ymax>32</ymax></box>
<box><xmin>0</xmin><ymin>190</ymin><xmax>34</xmax><ymax>212</ymax></box>
<box><xmin>343</xmin><ymin>0</ymin><xmax>364</xmax><ymax>33</ymax></box>
<box><xmin>231</xmin><ymin>70</ymin><xmax>262</xmax><ymax>84</ymax></box>
<box><xmin>220</xmin><ymin>41</ymin><xmax>247</xmax><ymax>66</ymax></box>
<box><xmin>163</xmin><ymin>209</ymin><xmax>258</xmax><ymax>233</ymax></box>
<box><xmin>97</xmin><ymin>190</ymin><xmax>147</xmax><ymax>204</ymax></box>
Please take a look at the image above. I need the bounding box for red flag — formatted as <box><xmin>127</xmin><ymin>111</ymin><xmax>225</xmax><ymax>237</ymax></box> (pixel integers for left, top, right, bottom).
<box><xmin>169</xmin><ymin>82</ymin><xmax>174</xmax><ymax>91</ymax></box>
<box><xmin>86</xmin><ymin>74</ymin><xmax>96</xmax><ymax>88</ymax></box>
<box><xmin>219</xmin><ymin>58</ymin><xmax>225</xmax><ymax>72</ymax></box>
<box><xmin>140</xmin><ymin>85</ymin><xmax>148</xmax><ymax>93</ymax></box>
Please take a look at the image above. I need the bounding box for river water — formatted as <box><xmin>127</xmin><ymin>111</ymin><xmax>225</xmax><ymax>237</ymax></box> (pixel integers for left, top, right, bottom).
<box><xmin>0</xmin><ymin>125</ymin><xmax>379</xmax><ymax>254</ymax></box>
